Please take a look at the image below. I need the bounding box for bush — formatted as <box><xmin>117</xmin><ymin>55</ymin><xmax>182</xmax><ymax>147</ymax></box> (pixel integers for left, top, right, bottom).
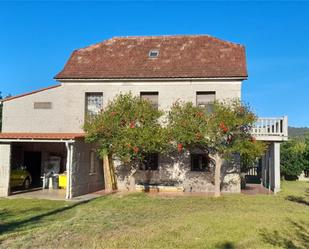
<box><xmin>281</xmin><ymin>139</ymin><xmax>308</xmax><ymax>179</ymax></box>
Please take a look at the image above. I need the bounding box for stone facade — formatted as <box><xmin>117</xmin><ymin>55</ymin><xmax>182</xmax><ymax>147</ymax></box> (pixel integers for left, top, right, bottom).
<box><xmin>115</xmin><ymin>152</ymin><xmax>241</xmax><ymax>193</ymax></box>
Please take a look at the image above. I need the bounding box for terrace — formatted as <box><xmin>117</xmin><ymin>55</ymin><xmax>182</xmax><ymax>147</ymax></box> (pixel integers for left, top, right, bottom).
<box><xmin>252</xmin><ymin>116</ymin><xmax>288</xmax><ymax>141</ymax></box>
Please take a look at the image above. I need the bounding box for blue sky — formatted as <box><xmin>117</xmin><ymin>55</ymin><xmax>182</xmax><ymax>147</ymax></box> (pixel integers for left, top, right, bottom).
<box><xmin>0</xmin><ymin>1</ymin><xmax>308</xmax><ymax>127</ymax></box>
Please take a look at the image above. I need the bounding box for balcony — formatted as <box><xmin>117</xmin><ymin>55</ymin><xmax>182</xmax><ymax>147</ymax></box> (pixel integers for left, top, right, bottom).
<box><xmin>252</xmin><ymin>116</ymin><xmax>288</xmax><ymax>141</ymax></box>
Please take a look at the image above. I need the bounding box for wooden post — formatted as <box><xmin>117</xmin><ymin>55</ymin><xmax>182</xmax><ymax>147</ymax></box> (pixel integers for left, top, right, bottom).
<box><xmin>129</xmin><ymin>175</ymin><xmax>136</xmax><ymax>191</ymax></box>
<box><xmin>210</xmin><ymin>153</ymin><xmax>222</xmax><ymax>197</ymax></box>
<box><xmin>103</xmin><ymin>155</ymin><xmax>112</xmax><ymax>191</ymax></box>
<box><xmin>109</xmin><ymin>154</ymin><xmax>117</xmax><ymax>190</ymax></box>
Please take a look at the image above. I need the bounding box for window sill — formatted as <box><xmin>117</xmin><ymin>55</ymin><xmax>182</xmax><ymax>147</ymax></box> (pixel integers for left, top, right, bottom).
<box><xmin>138</xmin><ymin>169</ymin><xmax>159</xmax><ymax>172</ymax></box>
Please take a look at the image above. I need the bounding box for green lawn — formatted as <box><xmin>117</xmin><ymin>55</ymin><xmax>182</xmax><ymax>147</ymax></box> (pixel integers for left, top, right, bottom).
<box><xmin>0</xmin><ymin>181</ymin><xmax>308</xmax><ymax>249</ymax></box>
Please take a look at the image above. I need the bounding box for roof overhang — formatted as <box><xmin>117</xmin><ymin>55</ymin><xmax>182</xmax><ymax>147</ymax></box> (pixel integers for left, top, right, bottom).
<box><xmin>1</xmin><ymin>84</ymin><xmax>61</xmax><ymax>103</ymax></box>
<box><xmin>0</xmin><ymin>133</ymin><xmax>85</xmax><ymax>143</ymax></box>
<box><xmin>56</xmin><ymin>76</ymin><xmax>248</xmax><ymax>82</ymax></box>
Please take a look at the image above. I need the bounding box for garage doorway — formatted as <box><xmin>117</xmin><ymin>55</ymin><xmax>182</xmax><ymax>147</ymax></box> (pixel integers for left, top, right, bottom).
<box><xmin>24</xmin><ymin>151</ymin><xmax>42</xmax><ymax>187</ymax></box>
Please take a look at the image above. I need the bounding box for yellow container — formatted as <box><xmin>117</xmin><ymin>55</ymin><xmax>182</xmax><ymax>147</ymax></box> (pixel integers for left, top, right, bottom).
<box><xmin>59</xmin><ymin>174</ymin><xmax>67</xmax><ymax>189</ymax></box>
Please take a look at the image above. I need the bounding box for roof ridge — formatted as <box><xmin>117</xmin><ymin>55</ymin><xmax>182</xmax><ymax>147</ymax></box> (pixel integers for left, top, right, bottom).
<box><xmin>110</xmin><ymin>34</ymin><xmax>243</xmax><ymax>47</ymax></box>
<box><xmin>76</xmin><ymin>34</ymin><xmax>243</xmax><ymax>53</ymax></box>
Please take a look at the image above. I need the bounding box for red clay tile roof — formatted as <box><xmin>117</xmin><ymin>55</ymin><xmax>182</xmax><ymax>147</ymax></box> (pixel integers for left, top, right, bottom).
<box><xmin>0</xmin><ymin>133</ymin><xmax>84</xmax><ymax>140</ymax></box>
<box><xmin>55</xmin><ymin>35</ymin><xmax>247</xmax><ymax>79</ymax></box>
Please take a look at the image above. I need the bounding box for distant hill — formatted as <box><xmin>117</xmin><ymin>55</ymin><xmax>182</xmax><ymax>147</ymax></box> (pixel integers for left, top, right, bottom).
<box><xmin>288</xmin><ymin>127</ymin><xmax>309</xmax><ymax>138</ymax></box>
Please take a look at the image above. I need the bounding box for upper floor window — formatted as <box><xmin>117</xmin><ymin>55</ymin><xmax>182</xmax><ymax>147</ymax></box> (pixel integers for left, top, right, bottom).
<box><xmin>196</xmin><ymin>91</ymin><xmax>215</xmax><ymax>113</ymax></box>
<box><xmin>140</xmin><ymin>92</ymin><xmax>159</xmax><ymax>109</ymax></box>
<box><xmin>85</xmin><ymin>92</ymin><xmax>103</xmax><ymax>117</ymax></box>
<box><xmin>191</xmin><ymin>153</ymin><xmax>211</xmax><ymax>172</ymax></box>
<box><xmin>139</xmin><ymin>153</ymin><xmax>159</xmax><ymax>171</ymax></box>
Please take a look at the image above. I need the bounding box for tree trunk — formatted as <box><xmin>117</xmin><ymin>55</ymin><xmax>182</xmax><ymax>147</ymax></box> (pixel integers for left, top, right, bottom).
<box><xmin>109</xmin><ymin>154</ymin><xmax>118</xmax><ymax>190</ymax></box>
<box><xmin>103</xmin><ymin>154</ymin><xmax>113</xmax><ymax>191</ymax></box>
<box><xmin>129</xmin><ymin>168</ymin><xmax>137</xmax><ymax>191</ymax></box>
<box><xmin>210</xmin><ymin>153</ymin><xmax>223</xmax><ymax>197</ymax></box>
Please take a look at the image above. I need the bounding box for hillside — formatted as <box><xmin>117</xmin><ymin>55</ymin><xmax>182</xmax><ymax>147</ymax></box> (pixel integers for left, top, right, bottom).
<box><xmin>288</xmin><ymin>126</ymin><xmax>309</xmax><ymax>138</ymax></box>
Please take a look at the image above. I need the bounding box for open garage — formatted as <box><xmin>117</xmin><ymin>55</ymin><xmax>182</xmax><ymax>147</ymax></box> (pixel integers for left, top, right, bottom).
<box><xmin>0</xmin><ymin>133</ymin><xmax>104</xmax><ymax>199</ymax></box>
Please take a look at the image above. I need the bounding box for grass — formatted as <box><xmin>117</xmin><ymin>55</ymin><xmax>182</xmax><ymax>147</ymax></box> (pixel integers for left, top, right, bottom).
<box><xmin>0</xmin><ymin>181</ymin><xmax>308</xmax><ymax>249</ymax></box>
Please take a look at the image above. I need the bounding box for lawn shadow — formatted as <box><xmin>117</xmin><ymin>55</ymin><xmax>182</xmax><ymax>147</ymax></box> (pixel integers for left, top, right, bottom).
<box><xmin>0</xmin><ymin>198</ymin><xmax>93</xmax><ymax>236</ymax></box>
<box><xmin>286</xmin><ymin>195</ymin><xmax>309</xmax><ymax>206</ymax></box>
<box><xmin>260</xmin><ymin>220</ymin><xmax>309</xmax><ymax>249</ymax></box>
<box><xmin>285</xmin><ymin>187</ymin><xmax>309</xmax><ymax>206</ymax></box>
<box><xmin>0</xmin><ymin>210</ymin><xmax>13</xmax><ymax>221</ymax></box>
<box><xmin>215</xmin><ymin>241</ymin><xmax>236</xmax><ymax>249</ymax></box>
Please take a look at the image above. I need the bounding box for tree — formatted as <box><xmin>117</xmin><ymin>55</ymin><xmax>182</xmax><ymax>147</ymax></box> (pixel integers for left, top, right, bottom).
<box><xmin>0</xmin><ymin>92</ymin><xmax>11</xmax><ymax>132</ymax></box>
<box><xmin>304</xmin><ymin>136</ymin><xmax>309</xmax><ymax>176</ymax></box>
<box><xmin>167</xmin><ymin>100</ymin><xmax>265</xmax><ymax>196</ymax></box>
<box><xmin>281</xmin><ymin>138</ymin><xmax>309</xmax><ymax>179</ymax></box>
<box><xmin>84</xmin><ymin>93</ymin><xmax>168</xmax><ymax>191</ymax></box>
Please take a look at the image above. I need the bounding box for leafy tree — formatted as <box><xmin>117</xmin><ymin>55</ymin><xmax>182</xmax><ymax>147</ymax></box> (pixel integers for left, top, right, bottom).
<box><xmin>281</xmin><ymin>137</ymin><xmax>309</xmax><ymax>179</ymax></box>
<box><xmin>167</xmin><ymin>100</ymin><xmax>265</xmax><ymax>196</ymax></box>
<box><xmin>304</xmin><ymin>136</ymin><xmax>309</xmax><ymax>176</ymax></box>
<box><xmin>0</xmin><ymin>92</ymin><xmax>11</xmax><ymax>132</ymax></box>
<box><xmin>84</xmin><ymin>93</ymin><xmax>168</xmax><ymax>190</ymax></box>
<box><xmin>84</xmin><ymin>93</ymin><xmax>265</xmax><ymax>195</ymax></box>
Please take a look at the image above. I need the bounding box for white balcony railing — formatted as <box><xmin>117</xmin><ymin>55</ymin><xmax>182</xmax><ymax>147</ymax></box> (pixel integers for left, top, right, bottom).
<box><xmin>252</xmin><ymin>116</ymin><xmax>288</xmax><ymax>141</ymax></box>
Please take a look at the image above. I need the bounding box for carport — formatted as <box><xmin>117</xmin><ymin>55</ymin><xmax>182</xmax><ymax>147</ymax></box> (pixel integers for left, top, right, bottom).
<box><xmin>0</xmin><ymin>133</ymin><xmax>83</xmax><ymax>199</ymax></box>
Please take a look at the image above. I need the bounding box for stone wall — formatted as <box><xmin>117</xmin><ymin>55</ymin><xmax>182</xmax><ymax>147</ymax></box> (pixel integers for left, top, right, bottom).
<box><xmin>71</xmin><ymin>139</ymin><xmax>104</xmax><ymax>197</ymax></box>
<box><xmin>115</xmin><ymin>152</ymin><xmax>241</xmax><ymax>193</ymax></box>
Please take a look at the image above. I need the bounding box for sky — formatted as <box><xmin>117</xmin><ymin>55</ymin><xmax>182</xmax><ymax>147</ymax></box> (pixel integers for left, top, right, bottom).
<box><xmin>0</xmin><ymin>1</ymin><xmax>308</xmax><ymax>127</ymax></box>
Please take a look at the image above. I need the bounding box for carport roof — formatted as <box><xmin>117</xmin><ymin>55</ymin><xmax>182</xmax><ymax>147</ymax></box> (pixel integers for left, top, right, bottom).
<box><xmin>0</xmin><ymin>133</ymin><xmax>85</xmax><ymax>140</ymax></box>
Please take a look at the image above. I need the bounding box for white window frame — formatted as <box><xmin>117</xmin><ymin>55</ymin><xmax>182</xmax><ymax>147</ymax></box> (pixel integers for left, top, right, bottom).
<box><xmin>85</xmin><ymin>92</ymin><xmax>103</xmax><ymax>117</ymax></box>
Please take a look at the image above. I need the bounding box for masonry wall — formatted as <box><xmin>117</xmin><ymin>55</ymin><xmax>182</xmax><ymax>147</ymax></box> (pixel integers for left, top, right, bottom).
<box><xmin>71</xmin><ymin>139</ymin><xmax>104</xmax><ymax>197</ymax></box>
<box><xmin>115</xmin><ymin>152</ymin><xmax>241</xmax><ymax>193</ymax></box>
<box><xmin>2</xmin><ymin>80</ymin><xmax>242</xmax><ymax>194</ymax></box>
<box><xmin>0</xmin><ymin>143</ymin><xmax>11</xmax><ymax>197</ymax></box>
<box><xmin>2</xmin><ymin>80</ymin><xmax>242</xmax><ymax>133</ymax></box>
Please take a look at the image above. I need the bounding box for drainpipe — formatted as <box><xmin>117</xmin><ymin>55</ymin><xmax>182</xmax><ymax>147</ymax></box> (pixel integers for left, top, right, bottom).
<box><xmin>65</xmin><ymin>142</ymin><xmax>71</xmax><ymax>199</ymax></box>
<box><xmin>268</xmin><ymin>154</ymin><xmax>272</xmax><ymax>193</ymax></box>
<box><xmin>69</xmin><ymin>143</ymin><xmax>74</xmax><ymax>199</ymax></box>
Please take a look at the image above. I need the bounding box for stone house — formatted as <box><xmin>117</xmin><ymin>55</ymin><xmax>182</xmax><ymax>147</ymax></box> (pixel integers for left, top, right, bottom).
<box><xmin>0</xmin><ymin>35</ymin><xmax>288</xmax><ymax>199</ymax></box>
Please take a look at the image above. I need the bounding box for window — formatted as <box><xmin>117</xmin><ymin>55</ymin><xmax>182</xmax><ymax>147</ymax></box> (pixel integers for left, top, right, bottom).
<box><xmin>34</xmin><ymin>102</ymin><xmax>52</xmax><ymax>109</ymax></box>
<box><xmin>85</xmin><ymin>92</ymin><xmax>103</xmax><ymax>117</ymax></box>
<box><xmin>90</xmin><ymin>150</ymin><xmax>102</xmax><ymax>175</ymax></box>
<box><xmin>139</xmin><ymin>153</ymin><xmax>159</xmax><ymax>171</ymax></box>
<box><xmin>140</xmin><ymin>92</ymin><xmax>159</xmax><ymax>109</ymax></box>
<box><xmin>196</xmin><ymin>92</ymin><xmax>215</xmax><ymax>113</ymax></box>
<box><xmin>191</xmin><ymin>153</ymin><xmax>211</xmax><ymax>172</ymax></box>
<box><xmin>149</xmin><ymin>49</ymin><xmax>159</xmax><ymax>58</ymax></box>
